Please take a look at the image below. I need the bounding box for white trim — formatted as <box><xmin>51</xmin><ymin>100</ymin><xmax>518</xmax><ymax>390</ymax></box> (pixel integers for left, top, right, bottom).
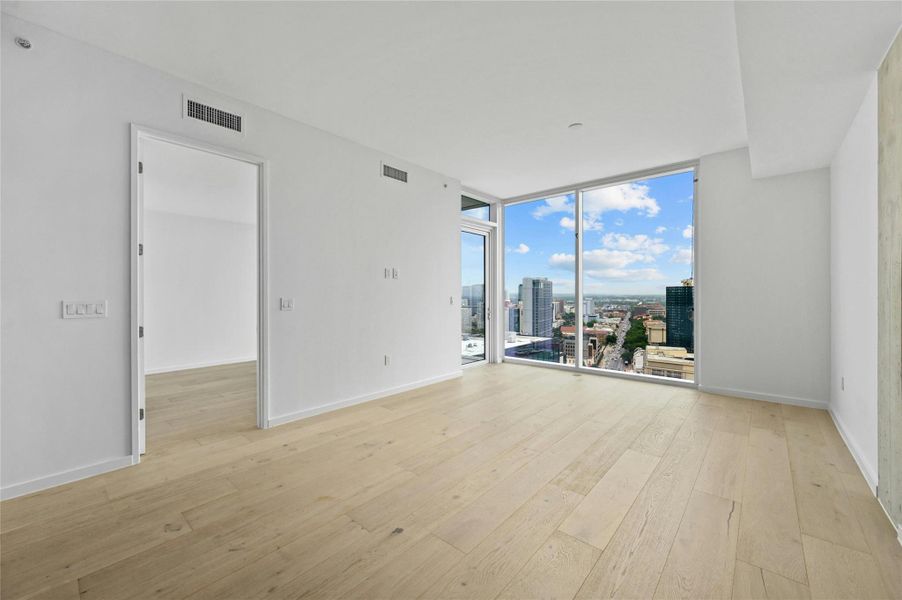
<box><xmin>131</xmin><ymin>124</ymin><xmax>270</xmax><ymax>461</ymax></box>
<box><xmin>503</xmin><ymin>159</ymin><xmax>698</xmax><ymax>205</ymax></box>
<box><xmin>875</xmin><ymin>493</ymin><xmax>902</xmax><ymax>548</ymax></box>
<box><xmin>462</xmin><ymin>186</ymin><xmax>502</xmax><ymax>205</ymax></box>
<box><xmin>698</xmin><ymin>384</ymin><xmax>828</xmax><ymax>409</ymax></box>
<box><xmin>0</xmin><ymin>456</ymin><xmax>136</xmax><ymax>500</ymax></box>
<box><xmin>461</xmin><ymin>221</ymin><xmax>497</xmax><ymax>365</ymax></box>
<box><xmin>267</xmin><ymin>371</ymin><xmax>463</xmax><ymax>427</ymax></box>
<box><xmin>828</xmin><ymin>409</ymin><xmax>878</xmax><ymax>493</ymax></box>
<box><xmin>462</xmin><ymin>215</ymin><xmax>498</xmax><ymax>229</ymax></box>
<box><xmin>144</xmin><ymin>357</ymin><xmax>257</xmax><ymax>376</ymax></box>
<box><xmin>503</xmin><ymin>356</ymin><xmax>697</xmax><ymax>389</ymax></box>
<box><xmin>462</xmin><ymin>359</ymin><xmax>489</xmax><ymax>370</ymax></box>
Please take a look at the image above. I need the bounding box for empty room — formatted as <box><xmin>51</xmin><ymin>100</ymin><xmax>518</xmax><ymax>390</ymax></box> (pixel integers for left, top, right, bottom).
<box><xmin>1</xmin><ymin>2</ymin><xmax>900</xmax><ymax>599</ymax></box>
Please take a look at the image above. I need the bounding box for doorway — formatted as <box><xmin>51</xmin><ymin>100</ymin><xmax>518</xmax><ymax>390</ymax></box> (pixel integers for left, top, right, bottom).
<box><xmin>461</xmin><ymin>221</ymin><xmax>496</xmax><ymax>366</ymax></box>
<box><xmin>130</xmin><ymin>126</ymin><xmax>268</xmax><ymax>457</ymax></box>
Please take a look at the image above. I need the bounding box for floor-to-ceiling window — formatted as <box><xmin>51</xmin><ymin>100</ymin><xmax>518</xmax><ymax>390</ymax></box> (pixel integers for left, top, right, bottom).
<box><xmin>503</xmin><ymin>193</ymin><xmax>576</xmax><ymax>365</ymax></box>
<box><xmin>501</xmin><ymin>167</ymin><xmax>695</xmax><ymax>382</ymax></box>
<box><xmin>580</xmin><ymin>170</ymin><xmax>695</xmax><ymax>381</ymax></box>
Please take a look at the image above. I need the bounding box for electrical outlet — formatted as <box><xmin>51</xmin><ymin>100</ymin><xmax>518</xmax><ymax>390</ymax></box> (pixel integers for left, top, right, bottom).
<box><xmin>384</xmin><ymin>355</ymin><xmax>391</xmax><ymax>366</ymax></box>
<box><xmin>384</xmin><ymin>267</ymin><xmax>390</xmax><ymax>279</ymax></box>
<box><xmin>280</xmin><ymin>297</ymin><xmax>294</xmax><ymax>311</ymax></box>
<box><xmin>392</xmin><ymin>267</ymin><xmax>399</xmax><ymax>279</ymax></box>
<box><xmin>841</xmin><ymin>376</ymin><xmax>845</xmax><ymax>391</ymax></box>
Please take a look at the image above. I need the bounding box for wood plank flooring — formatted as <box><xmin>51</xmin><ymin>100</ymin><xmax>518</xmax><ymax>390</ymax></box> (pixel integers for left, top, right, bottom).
<box><xmin>2</xmin><ymin>362</ymin><xmax>899</xmax><ymax>599</ymax></box>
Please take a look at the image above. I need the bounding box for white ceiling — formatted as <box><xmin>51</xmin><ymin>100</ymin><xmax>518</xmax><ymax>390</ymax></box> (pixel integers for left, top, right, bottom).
<box><xmin>4</xmin><ymin>1</ymin><xmax>900</xmax><ymax>197</ymax></box>
<box><xmin>735</xmin><ymin>1</ymin><xmax>902</xmax><ymax>177</ymax></box>
<box><xmin>142</xmin><ymin>138</ymin><xmax>258</xmax><ymax>224</ymax></box>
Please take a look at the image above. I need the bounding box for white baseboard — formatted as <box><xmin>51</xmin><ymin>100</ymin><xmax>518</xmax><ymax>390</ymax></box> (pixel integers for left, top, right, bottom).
<box><xmin>828</xmin><ymin>408</ymin><xmax>878</xmax><ymax>493</ymax></box>
<box><xmin>267</xmin><ymin>370</ymin><xmax>463</xmax><ymax>428</ymax></box>
<box><xmin>697</xmin><ymin>385</ymin><xmax>828</xmax><ymax>410</ymax></box>
<box><xmin>145</xmin><ymin>356</ymin><xmax>256</xmax><ymax>375</ymax></box>
<box><xmin>1</xmin><ymin>455</ymin><xmax>136</xmax><ymax>500</ymax></box>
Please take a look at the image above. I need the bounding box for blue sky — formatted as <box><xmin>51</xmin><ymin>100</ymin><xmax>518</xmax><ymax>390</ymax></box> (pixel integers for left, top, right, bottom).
<box><xmin>503</xmin><ymin>170</ymin><xmax>694</xmax><ymax>297</ymax></box>
<box><xmin>461</xmin><ymin>231</ymin><xmax>486</xmax><ymax>289</ymax></box>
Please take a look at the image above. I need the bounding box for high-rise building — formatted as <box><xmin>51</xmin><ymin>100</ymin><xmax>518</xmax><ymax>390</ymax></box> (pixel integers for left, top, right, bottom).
<box><xmin>507</xmin><ymin>304</ymin><xmax>521</xmax><ymax>334</ymax></box>
<box><xmin>520</xmin><ymin>277</ymin><xmax>553</xmax><ymax>337</ymax></box>
<box><xmin>665</xmin><ymin>284</ymin><xmax>694</xmax><ymax>352</ymax></box>
<box><xmin>461</xmin><ymin>284</ymin><xmax>484</xmax><ymax>312</ymax></box>
<box><xmin>461</xmin><ymin>307</ymin><xmax>472</xmax><ymax>333</ymax></box>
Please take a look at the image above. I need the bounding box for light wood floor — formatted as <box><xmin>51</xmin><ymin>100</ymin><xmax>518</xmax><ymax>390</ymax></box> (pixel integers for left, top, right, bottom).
<box><xmin>2</xmin><ymin>362</ymin><xmax>901</xmax><ymax>599</ymax></box>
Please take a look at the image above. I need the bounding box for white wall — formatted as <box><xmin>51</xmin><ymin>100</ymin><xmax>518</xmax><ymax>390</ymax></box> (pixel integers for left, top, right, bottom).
<box><xmin>0</xmin><ymin>16</ymin><xmax>461</xmax><ymax>497</ymax></box>
<box><xmin>697</xmin><ymin>148</ymin><xmax>831</xmax><ymax>408</ymax></box>
<box><xmin>142</xmin><ymin>138</ymin><xmax>258</xmax><ymax>374</ymax></box>
<box><xmin>144</xmin><ymin>211</ymin><xmax>257</xmax><ymax>373</ymax></box>
<box><xmin>829</xmin><ymin>76</ymin><xmax>879</xmax><ymax>489</ymax></box>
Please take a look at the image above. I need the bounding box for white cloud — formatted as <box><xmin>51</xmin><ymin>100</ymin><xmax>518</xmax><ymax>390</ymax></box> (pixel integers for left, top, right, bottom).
<box><xmin>530</xmin><ymin>194</ymin><xmax>573</xmax><ymax>219</ymax></box>
<box><xmin>585</xmin><ymin>268</ymin><xmax>664</xmax><ymax>281</ymax></box>
<box><xmin>583</xmin><ymin>182</ymin><xmax>661</xmax><ymax>219</ymax></box>
<box><xmin>550</xmin><ymin>248</ymin><xmax>654</xmax><ymax>271</ymax></box>
<box><xmin>529</xmin><ymin>183</ymin><xmax>660</xmax><ymax>233</ymax></box>
<box><xmin>670</xmin><ymin>247</ymin><xmax>693</xmax><ymax>265</ymax></box>
<box><xmin>559</xmin><ymin>215</ymin><xmax>603</xmax><ymax>232</ymax></box>
<box><xmin>655</xmin><ymin>226</ymin><xmax>667</xmax><ymax>234</ymax></box>
<box><xmin>548</xmin><ymin>252</ymin><xmax>576</xmax><ymax>269</ymax></box>
<box><xmin>602</xmin><ymin>233</ymin><xmax>669</xmax><ymax>255</ymax></box>
<box><xmin>682</xmin><ymin>224</ymin><xmax>694</xmax><ymax>239</ymax></box>
<box><xmin>549</xmin><ymin>248</ymin><xmax>665</xmax><ymax>282</ymax></box>
<box><xmin>614</xmin><ymin>218</ymin><xmax>624</xmax><ymax>227</ymax></box>
<box><xmin>512</xmin><ymin>243</ymin><xmax>529</xmax><ymax>254</ymax></box>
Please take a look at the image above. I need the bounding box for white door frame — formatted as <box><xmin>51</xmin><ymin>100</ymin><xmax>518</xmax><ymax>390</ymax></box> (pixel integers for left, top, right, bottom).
<box><xmin>461</xmin><ymin>218</ymin><xmax>498</xmax><ymax>367</ymax></box>
<box><xmin>130</xmin><ymin>124</ymin><xmax>270</xmax><ymax>459</ymax></box>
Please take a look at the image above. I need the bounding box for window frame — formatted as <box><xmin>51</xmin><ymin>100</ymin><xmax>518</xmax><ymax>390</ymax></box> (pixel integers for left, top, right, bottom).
<box><xmin>500</xmin><ymin>159</ymin><xmax>700</xmax><ymax>388</ymax></box>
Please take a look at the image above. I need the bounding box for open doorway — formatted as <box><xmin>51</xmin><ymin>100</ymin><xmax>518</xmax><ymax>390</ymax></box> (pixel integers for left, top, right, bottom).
<box><xmin>131</xmin><ymin>127</ymin><xmax>267</xmax><ymax>457</ymax></box>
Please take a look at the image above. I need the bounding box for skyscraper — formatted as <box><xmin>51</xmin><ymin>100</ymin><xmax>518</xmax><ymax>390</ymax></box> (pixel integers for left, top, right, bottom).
<box><xmin>520</xmin><ymin>277</ymin><xmax>553</xmax><ymax>338</ymax></box>
<box><xmin>666</xmin><ymin>284</ymin><xmax>694</xmax><ymax>352</ymax></box>
<box><xmin>507</xmin><ymin>305</ymin><xmax>521</xmax><ymax>334</ymax></box>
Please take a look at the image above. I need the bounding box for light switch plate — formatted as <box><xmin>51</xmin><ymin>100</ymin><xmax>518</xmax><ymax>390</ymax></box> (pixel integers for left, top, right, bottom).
<box><xmin>62</xmin><ymin>300</ymin><xmax>108</xmax><ymax>319</ymax></box>
<box><xmin>280</xmin><ymin>297</ymin><xmax>294</xmax><ymax>311</ymax></box>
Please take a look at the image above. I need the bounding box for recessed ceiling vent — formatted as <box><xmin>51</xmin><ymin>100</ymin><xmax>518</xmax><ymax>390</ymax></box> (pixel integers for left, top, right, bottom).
<box><xmin>382</xmin><ymin>163</ymin><xmax>408</xmax><ymax>183</ymax></box>
<box><xmin>185</xmin><ymin>98</ymin><xmax>243</xmax><ymax>133</ymax></box>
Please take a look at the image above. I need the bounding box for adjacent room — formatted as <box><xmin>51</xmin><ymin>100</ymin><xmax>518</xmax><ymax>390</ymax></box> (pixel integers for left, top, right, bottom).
<box><xmin>1</xmin><ymin>2</ymin><xmax>901</xmax><ymax>599</ymax></box>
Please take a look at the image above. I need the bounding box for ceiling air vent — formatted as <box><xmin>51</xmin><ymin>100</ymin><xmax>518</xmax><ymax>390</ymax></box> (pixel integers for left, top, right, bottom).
<box><xmin>185</xmin><ymin>98</ymin><xmax>243</xmax><ymax>133</ymax></box>
<box><xmin>382</xmin><ymin>163</ymin><xmax>408</xmax><ymax>183</ymax></box>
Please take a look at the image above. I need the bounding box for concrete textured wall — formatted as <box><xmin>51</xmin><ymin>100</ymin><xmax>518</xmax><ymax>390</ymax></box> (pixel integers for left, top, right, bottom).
<box><xmin>877</xmin><ymin>29</ymin><xmax>902</xmax><ymax>531</ymax></box>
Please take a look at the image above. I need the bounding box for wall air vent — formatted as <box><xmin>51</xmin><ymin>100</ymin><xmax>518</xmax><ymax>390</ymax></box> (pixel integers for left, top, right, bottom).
<box><xmin>382</xmin><ymin>163</ymin><xmax>408</xmax><ymax>183</ymax></box>
<box><xmin>185</xmin><ymin>98</ymin><xmax>243</xmax><ymax>133</ymax></box>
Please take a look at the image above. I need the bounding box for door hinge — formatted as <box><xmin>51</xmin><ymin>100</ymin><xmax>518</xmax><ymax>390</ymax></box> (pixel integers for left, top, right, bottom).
<box><xmin>139</xmin><ymin>408</ymin><xmax>145</xmax><ymax>420</ymax></box>
<box><xmin>138</xmin><ymin>161</ymin><xmax>144</xmax><ymax>174</ymax></box>
<box><xmin>138</xmin><ymin>243</ymin><xmax>143</xmax><ymax>256</ymax></box>
<box><xmin>139</xmin><ymin>326</ymin><xmax>144</xmax><ymax>338</ymax></box>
